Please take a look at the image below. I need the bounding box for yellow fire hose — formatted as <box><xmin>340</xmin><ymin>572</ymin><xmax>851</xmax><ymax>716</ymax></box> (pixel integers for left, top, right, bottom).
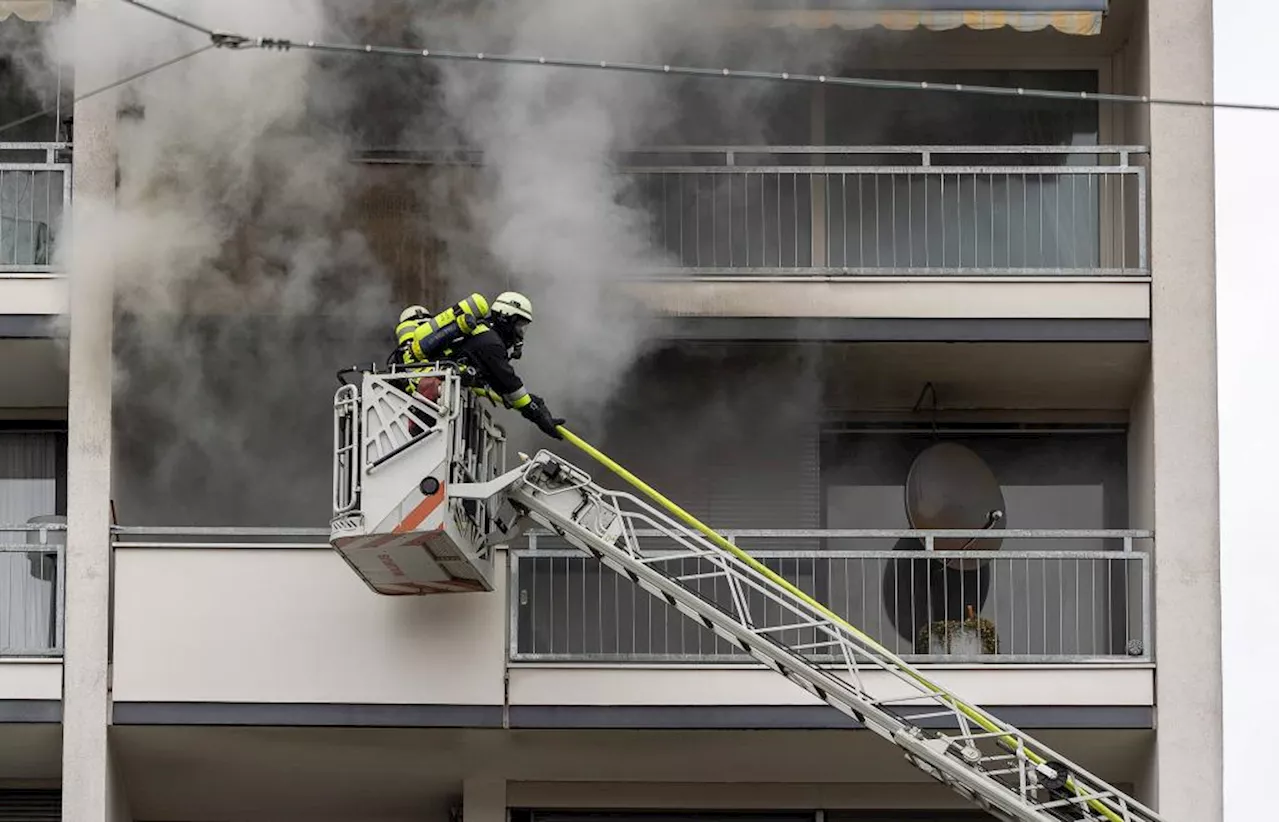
<box><xmin>558</xmin><ymin>425</ymin><xmax>1125</xmax><ymax>822</ymax></box>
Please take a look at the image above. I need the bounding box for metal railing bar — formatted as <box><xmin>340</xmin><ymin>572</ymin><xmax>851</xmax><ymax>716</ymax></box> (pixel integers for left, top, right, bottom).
<box><xmin>0</xmin><ymin>267</ymin><xmax>61</xmax><ymax>275</ymax></box>
<box><xmin>624</xmin><ymin>144</ymin><xmax>1150</xmax><ymax>156</ymax></box>
<box><xmin>521</xmin><ymin>528</ymin><xmax>1154</xmax><ymax>539</ymax></box>
<box><xmin>0</xmin><ymin>647</ymin><xmax>63</xmax><ymax>657</ymax></box>
<box><xmin>110</xmin><ymin>525</ymin><xmax>329</xmax><ymax>536</ymax></box>
<box><xmin>350</xmin><ymin>144</ymin><xmax>1150</xmax><ymax>161</ymax></box>
<box><xmin>94</xmin><ymin>527</ymin><xmax>1157</xmax><ymax>540</ymax></box>
<box><xmin>507</xmin><ymin>653</ymin><xmax>1150</xmax><ymax>665</ymax></box>
<box><xmin>0</xmin><ymin>142</ymin><xmax>71</xmax><ymax>150</ymax></box>
<box><xmin>111</xmin><ymin>541</ymin><xmax>331</xmax><ymax>549</ymax></box>
<box><xmin>639</xmin><ymin>267</ymin><xmax>1149</xmax><ymax>278</ymax></box>
<box><xmin>617</xmin><ymin>165</ymin><xmax>1140</xmax><ymax>175</ymax></box>
<box><xmin>518</xmin><ymin>549</ymin><xmax>1145</xmax><ymax>561</ymax></box>
<box><xmin>0</xmin><ymin>163</ymin><xmax>73</xmax><ymax>172</ymax></box>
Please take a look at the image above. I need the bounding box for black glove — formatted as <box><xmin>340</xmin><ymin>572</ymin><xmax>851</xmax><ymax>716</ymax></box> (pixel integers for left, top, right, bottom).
<box><xmin>522</xmin><ymin>394</ymin><xmax>565</xmax><ymax>440</ymax></box>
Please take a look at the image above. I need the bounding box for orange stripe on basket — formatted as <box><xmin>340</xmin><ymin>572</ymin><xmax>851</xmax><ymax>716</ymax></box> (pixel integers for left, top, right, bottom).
<box><xmin>393</xmin><ymin>482</ymin><xmax>446</xmax><ymax>533</ymax></box>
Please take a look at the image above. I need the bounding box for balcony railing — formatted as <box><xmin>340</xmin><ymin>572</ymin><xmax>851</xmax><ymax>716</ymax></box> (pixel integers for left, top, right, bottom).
<box><xmin>0</xmin><ymin>142</ymin><xmax>71</xmax><ymax>276</ymax></box>
<box><xmin>357</xmin><ymin>144</ymin><xmax>1149</xmax><ymax>278</ymax></box>
<box><xmin>0</xmin><ymin>523</ymin><xmax>66</xmax><ymax>658</ymax></box>
<box><xmin>623</xmin><ymin>146</ymin><xmax>1148</xmax><ymax>277</ymax></box>
<box><xmin>510</xmin><ymin>529</ymin><xmax>1152</xmax><ymax>665</ymax></box>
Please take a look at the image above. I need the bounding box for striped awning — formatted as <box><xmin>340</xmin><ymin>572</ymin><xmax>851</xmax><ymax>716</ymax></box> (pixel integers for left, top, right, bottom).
<box><xmin>730</xmin><ymin>1</ymin><xmax>1106</xmax><ymax>35</ymax></box>
<box><xmin>0</xmin><ymin>1</ymin><xmax>56</xmax><ymax>22</ymax></box>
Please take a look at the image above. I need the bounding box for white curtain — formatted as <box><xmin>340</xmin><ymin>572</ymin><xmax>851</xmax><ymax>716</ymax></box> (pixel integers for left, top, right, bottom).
<box><xmin>0</xmin><ymin>432</ymin><xmax>58</xmax><ymax>654</ymax></box>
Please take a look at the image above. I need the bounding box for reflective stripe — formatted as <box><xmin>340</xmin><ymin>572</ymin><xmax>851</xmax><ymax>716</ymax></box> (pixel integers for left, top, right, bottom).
<box><xmin>509</xmin><ymin>391</ymin><xmax>532</xmax><ymax>409</ymax></box>
<box><xmin>395</xmin><ymin>319</ymin><xmax>419</xmax><ymax>344</ymax></box>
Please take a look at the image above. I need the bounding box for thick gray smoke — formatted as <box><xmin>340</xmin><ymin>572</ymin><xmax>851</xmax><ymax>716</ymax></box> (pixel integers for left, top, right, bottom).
<box><xmin>8</xmin><ymin>0</ymin><xmax>846</xmax><ymax>525</ymax></box>
<box><xmin>394</xmin><ymin>0</ymin><xmax>846</xmax><ymax>447</ymax></box>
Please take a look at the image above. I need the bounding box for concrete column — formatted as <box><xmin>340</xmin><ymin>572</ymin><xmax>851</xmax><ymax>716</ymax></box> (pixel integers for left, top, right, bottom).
<box><xmin>1146</xmin><ymin>0</ymin><xmax>1223</xmax><ymax>818</ymax></box>
<box><xmin>60</xmin><ymin>0</ymin><xmax>123</xmax><ymax>820</ymax></box>
<box><xmin>463</xmin><ymin>777</ymin><xmax>506</xmax><ymax>822</ymax></box>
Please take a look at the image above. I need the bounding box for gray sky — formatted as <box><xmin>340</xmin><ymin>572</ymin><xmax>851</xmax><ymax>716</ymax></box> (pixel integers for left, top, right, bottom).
<box><xmin>1213</xmin><ymin>0</ymin><xmax>1279</xmax><ymax>818</ymax></box>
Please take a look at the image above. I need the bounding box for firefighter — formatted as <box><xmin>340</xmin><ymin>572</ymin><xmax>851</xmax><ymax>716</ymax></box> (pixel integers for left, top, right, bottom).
<box><xmin>393</xmin><ymin>304</ymin><xmax>431</xmax><ymax>365</ymax></box>
<box><xmin>398</xmin><ymin>291</ymin><xmax>565</xmax><ymax>440</ymax></box>
<box><xmin>393</xmin><ymin>293</ymin><xmax>491</xmax><ymax>368</ymax></box>
<box><xmin>390</xmin><ymin>293</ymin><xmax>492</xmax><ymax>399</ymax></box>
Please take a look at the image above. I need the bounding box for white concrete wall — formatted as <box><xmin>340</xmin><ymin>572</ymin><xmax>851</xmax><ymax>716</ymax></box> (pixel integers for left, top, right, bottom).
<box><xmin>111</xmin><ymin>549</ymin><xmax>508</xmax><ymax>705</ymax></box>
<box><xmin>60</xmin><ymin>3</ymin><xmax>120</xmax><ymax>820</ymax></box>
<box><xmin>626</xmin><ymin>279</ymin><xmax>1150</xmax><ymax>320</ymax></box>
<box><xmin>0</xmin><ymin>660</ymin><xmax>62</xmax><ymax>700</ymax></box>
<box><xmin>1145</xmin><ymin>0</ymin><xmax>1224</xmax><ymax>817</ymax></box>
<box><xmin>0</xmin><ymin>278</ymin><xmax>67</xmax><ymax>316</ymax></box>
<box><xmin>510</xmin><ymin>666</ymin><xmax>1154</xmax><ymax>708</ymax></box>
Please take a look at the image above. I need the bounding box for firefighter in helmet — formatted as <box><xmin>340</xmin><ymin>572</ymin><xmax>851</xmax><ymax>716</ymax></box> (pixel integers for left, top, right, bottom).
<box><xmin>393</xmin><ymin>291</ymin><xmax>565</xmax><ymax>440</ymax></box>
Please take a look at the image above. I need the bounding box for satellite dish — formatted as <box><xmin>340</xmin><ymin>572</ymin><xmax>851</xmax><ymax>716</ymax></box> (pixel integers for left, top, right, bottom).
<box><xmin>882</xmin><ymin>537</ymin><xmax>933</xmax><ymax>643</ymax></box>
<box><xmin>905</xmin><ymin>442</ymin><xmax>1005</xmax><ymax>570</ymax></box>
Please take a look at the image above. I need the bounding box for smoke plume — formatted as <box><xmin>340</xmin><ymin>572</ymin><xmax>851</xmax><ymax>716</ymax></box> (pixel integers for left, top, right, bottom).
<box><xmin>6</xmin><ymin>0</ymin><xmax>846</xmax><ymax>525</ymax></box>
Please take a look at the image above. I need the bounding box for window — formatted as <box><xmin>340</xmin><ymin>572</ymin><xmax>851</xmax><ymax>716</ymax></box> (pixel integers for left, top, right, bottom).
<box><xmin>0</xmin><ymin>428</ymin><xmax>65</xmax><ymax>655</ymax></box>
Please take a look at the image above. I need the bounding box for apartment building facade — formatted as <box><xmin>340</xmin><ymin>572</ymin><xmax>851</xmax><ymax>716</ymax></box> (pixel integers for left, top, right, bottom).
<box><xmin>1</xmin><ymin>0</ymin><xmax>1221</xmax><ymax>820</ymax></box>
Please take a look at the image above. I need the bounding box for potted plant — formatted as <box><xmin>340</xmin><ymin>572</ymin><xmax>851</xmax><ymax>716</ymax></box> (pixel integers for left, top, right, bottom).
<box><xmin>916</xmin><ymin>605</ymin><xmax>999</xmax><ymax>656</ymax></box>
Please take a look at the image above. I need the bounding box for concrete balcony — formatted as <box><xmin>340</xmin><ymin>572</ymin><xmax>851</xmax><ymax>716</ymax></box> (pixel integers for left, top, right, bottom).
<box><xmin>621</xmin><ymin>145</ymin><xmax>1151</xmax><ymax>339</ymax></box>
<box><xmin>0</xmin><ymin>142</ymin><xmax>68</xmax><ymax>317</ymax></box>
<box><xmin>0</xmin><ymin>143</ymin><xmax>67</xmax><ymax>279</ymax></box>
<box><xmin>0</xmin><ymin>522</ymin><xmax>64</xmax><ymax>729</ymax></box>
<box><xmin>0</xmin><ymin>143</ymin><xmax>69</xmax><ymax>411</ymax></box>
<box><xmin>108</xmin><ymin>527</ymin><xmax>1153</xmax><ymax>729</ymax></box>
<box><xmin>0</xmin><ymin>522</ymin><xmax>64</xmax><ymax>660</ymax></box>
<box><xmin>358</xmin><ymin>144</ymin><xmax>1152</xmax><ymax>338</ymax></box>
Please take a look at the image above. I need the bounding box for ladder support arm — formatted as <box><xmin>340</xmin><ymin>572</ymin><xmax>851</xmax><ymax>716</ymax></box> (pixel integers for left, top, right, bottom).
<box><xmin>491</xmin><ymin>433</ymin><xmax>1170</xmax><ymax>822</ymax></box>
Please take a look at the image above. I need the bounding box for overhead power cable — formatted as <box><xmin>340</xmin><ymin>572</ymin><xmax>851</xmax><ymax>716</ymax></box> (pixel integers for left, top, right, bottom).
<box><xmin>0</xmin><ymin>43</ymin><xmax>216</xmax><ymax>138</ymax></box>
<box><xmin>119</xmin><ymin>0</ymin><xmax>213</xmax><ymax>36</ymax></box>
<box><xmin>115</xmin><ymin>0</ymin><xmax>1278</xmax><ymax>113</ymax></box>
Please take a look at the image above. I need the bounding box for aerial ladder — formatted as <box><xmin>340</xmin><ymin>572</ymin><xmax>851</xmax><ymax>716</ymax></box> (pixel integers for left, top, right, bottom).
<box><xmin>330</xmin><ymin>363</ymin><xmax>1170</xmax><ymax>822</ymax></box>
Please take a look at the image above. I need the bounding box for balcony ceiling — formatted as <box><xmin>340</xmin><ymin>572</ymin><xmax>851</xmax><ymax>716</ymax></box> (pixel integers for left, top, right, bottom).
<box><xmin>818</xmin><ymin>340</ymin><xmax>1148</xmax><ymax>412</ymax></box>
<box><xmin>0</xmin><ymin>338</ymin><xmax>68</xmax><ymax>409</ymax></box>
<box><xmin>112</xmin><ymin>725</ymin><xmax>1152</xmax><ymax>821</ymax></box>
<box><xmin>658</xmin><ymin>339</ymin><xmax>1148</xmax><ymax>412</ymax></box>
<box><xmin>0</xmin><ymin>723</ymin><xmax>60</xmax><ymax>781</ymax></box>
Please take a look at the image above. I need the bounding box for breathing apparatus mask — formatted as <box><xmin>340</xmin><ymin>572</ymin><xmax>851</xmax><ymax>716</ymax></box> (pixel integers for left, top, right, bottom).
<box><xmin>494</xmin><ymin>313</ymin><xmax>529</xmax><ymax>359</ymax></box>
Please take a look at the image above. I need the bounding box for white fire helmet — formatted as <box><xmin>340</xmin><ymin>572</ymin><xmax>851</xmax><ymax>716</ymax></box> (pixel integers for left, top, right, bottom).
<box><xmin>491</xmin><ymin>291</ymin><xmax>534</xmax><ymax>323</ymax></box>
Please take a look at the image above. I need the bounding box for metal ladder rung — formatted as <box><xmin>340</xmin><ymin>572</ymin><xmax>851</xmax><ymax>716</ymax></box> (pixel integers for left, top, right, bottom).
<box><xmin>897</xmin><ymin>709</ymin><xmax>970</xmax><ymax>722</ymax></box>
<box><xmin>788</xmin><ymin>637</ymin><xmax>843</xmax><ymax>652</ymax></box>
<box><xmin>637</xmin><ymin>551</ymin><xmax>707</xmax><ymax>564</ymax></box>
<box><xmin>674</xmin><ymin>569</ymin><xmax>730</xmax><ymax>583</ymax></box>
<box><xmin>752</xmin><ymin>619</ymin><xmax>826</xmax><ymax>635</ymax></box>
<box><xmin>870</xmin><ymin>693</ymin><xmax>958</xmax><ymax>707</ymax></box>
